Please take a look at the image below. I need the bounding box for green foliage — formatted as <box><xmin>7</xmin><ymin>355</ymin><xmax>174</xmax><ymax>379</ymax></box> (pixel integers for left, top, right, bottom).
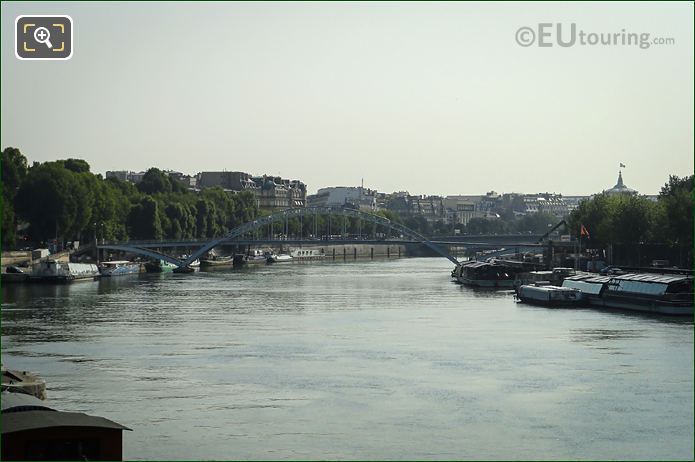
<box><xmin>657</xmin><ymin>175</ymin><xmax>693</xmax><ymax>248</ymax></box>
<box><xmin>568</xmin><ymin>183</ymin><xmax>692</xmax><ymax>254</ymax></box>
<box><xmin>137</xmin><ymin>168</ymin><xmax>172</xmax><ymax>195</ymax></box>
<box><xmin>3</xmin><ymin>152</ymin><xmax>263</xmax><ymax>247</ymax></box>
<box><xmin>16</xmin><ymin>162</ymin><xmax>93</xmax><ymax>242</ymax></box>
<box><xmin>2</xmin><ymin>147</ymin><xmax>28</xmax><ymax>191</ymax></box>
<box><xmin>2</xmin><ymin>147</ymin><xmax>28</xmax><ymax>247</ymax></box>
<box><xmin>62</xmin><ymin>158</ymin><xmax>91</xmax><ymax>173</ymax></box>
<box><xmin>128</xmin><ymin>196</ymin><xmax>163</xmax><ymax>240</ymax></box>
<box><xmin>5</xmin><ymin>149</ymin><xmax>691</xmax><ymax>268</ymax></box>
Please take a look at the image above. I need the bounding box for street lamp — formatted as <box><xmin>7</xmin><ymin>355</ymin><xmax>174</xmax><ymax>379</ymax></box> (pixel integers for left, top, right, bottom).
<box><xmin>93</xmin><ymin>222</ymin><xmax>99</xmax><ymax>264</ymax></box>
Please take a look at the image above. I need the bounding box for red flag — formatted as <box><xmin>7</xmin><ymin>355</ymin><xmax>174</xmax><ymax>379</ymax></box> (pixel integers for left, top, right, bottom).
<box><xmin>580</xmin><ymin>224</ymin><xmax>590</xmax><ymax>238</ymax></box>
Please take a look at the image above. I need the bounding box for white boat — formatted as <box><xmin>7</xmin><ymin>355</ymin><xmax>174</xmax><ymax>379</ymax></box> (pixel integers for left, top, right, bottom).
<box><xmin>290</xmin><ymin>249</ymin><xmax>325</xmax><ymax>261</ymax></box>
<box><xmin>244</xmin><ymin>249</ymin><xmax>271</xmax><ymax>264</ymax></box>
<box><xmin>516</xmin><ymin>284</ymin><xmax>583</xmax><ymax>307</ymax></box>
<box><xmin>30</xmin><ymin>261</ymin><xmax>100</xmax><ymax>282</ymax></box>
<box><xmin>515</xmin><ymin>267</ymin><xmax>577</xmax><ymax>288</ymax></box>
<box><xmin>179</xmin><ymin>255</ymin><xmax>200</xmax><ymax>267</ymax></box>
<box><xmin>99</xmin><ymin>260</ymin><xmax>141</xmax><ymax>277</ymax></box>
<box><xmin>266</xmin><ymin>253</ymin><xmax>293</xmax><ymax>263</ymax></box>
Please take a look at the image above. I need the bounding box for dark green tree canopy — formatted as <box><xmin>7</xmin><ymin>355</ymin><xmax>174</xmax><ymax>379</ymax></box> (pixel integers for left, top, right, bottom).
<box><xmin>137</xmin><ymin>168</ymin><xmax>173</xmax><ymax>195</ymax></box>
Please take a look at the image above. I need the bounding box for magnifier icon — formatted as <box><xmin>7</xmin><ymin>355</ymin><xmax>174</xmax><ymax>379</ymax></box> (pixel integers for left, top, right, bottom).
<box><xmin>33</xmin><ymin>27</ymin><xmax>53</xmax><ymax>49</ymax></box>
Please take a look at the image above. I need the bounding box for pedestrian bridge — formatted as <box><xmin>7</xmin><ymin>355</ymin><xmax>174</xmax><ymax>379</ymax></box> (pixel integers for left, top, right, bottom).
<box><xmin>99</xmin><ymin>207</ymin><xmax>464</xmax><ymax>268</ymax></box>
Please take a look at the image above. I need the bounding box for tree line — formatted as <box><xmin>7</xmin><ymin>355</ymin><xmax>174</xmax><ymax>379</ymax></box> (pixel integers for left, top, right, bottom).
<box><xmin>1</xmin><ymin>148</ymin><xmax>260</xmax><ymax>248</ymax></box>
<box><xmin>566</xmin><ymin>175</ymin><xmax>693</xmax><ymax>249</ymax></box>
<box><xmin>2</xmin><ymin>147</ymin><xmax>691</xmax><ymax>263</ymax></box>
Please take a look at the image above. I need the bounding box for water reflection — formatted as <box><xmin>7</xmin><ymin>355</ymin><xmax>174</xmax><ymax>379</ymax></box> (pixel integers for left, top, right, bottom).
<box><xmin>570</xmin><ymin>328</ymin><xmax>646</xmax><ymax>342</ymax></box>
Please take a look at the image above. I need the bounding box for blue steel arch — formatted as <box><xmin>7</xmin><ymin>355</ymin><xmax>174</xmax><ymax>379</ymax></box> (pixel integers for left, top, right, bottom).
<box><xmin>99</xmin><ymin>207</ymin><xmax>460</xmax><ymax>267</ymax></box>
<box><xmin>182</xmin><ymin>206</ymin><xmax>459</xmax><ymax>266</ymax></box>
<box><xmin>97</xmin><ymin>245</ymin><xmax>184</xmax><ymax>266</ymax></box>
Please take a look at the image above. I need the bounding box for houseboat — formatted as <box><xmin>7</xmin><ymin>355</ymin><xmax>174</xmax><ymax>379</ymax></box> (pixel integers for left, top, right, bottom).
<box><xmin>562</xmin><ymin>272</ymin><xmax>693</xmax><ymax>316</ymax></box>
<box><xmin>246</xmin><ymin>249</ymin><xmax>271</xmax><ymax>264</ymax></box>
<box><xmin>29</xmin><ymin>261</ymin><xmax>100</xmax><ymax>283</ymax></box>
<box><xmin>515</xmin><ymin>267</ymin><xmax>576</xmax><ymax>288</ymax></box>
<box><xmin>1</xmin><ymin>391</ymin><xmax>130</xmax><ymax>461</ymax></box>
<box><xmin>200</xmin><ymin>255</ymin><xmax>233</xmax><ymax>267</ymax></box>
<box><xmin>452</xmin><ymin>260</ymin><xmax>520</xmax><ymax>288</ymax></box>
<box><xmin>599</xmin><ymin>273</ymin><xmax>693</xmax><ymax>315</ymax></box>
<box><xmin>290</xmin><ymin>249</ymin><xmax>325</xmax><ymax>261</ymax></box>
<box><xmin>562</xmin><ymin>274</ymin><xmax>610</xmax><ymax>305</ymax></box>
<box><xmin>266</xmin><ymin>253</ymin><xmax>293</xmax><ymax>263</ymax></box>
<box><xmin>99</xmin><ymin>261</ymin><xmax>141</xmax><ymax>277</ymax></box>
<box><xmin>516</xmin><ymin>285</ymin><xmax>583</xmax><ymax>307</ymax></box>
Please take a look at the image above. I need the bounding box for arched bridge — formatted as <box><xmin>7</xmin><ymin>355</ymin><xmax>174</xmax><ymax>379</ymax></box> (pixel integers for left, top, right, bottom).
<box><xmin>99</xmin><ymin>206</ymin><xmax>461</xmax><ymax>267</ymax></box>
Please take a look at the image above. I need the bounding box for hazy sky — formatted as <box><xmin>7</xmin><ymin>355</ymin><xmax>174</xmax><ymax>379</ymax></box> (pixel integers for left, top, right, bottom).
<box><xmin>2</xmin><ymin>2</ymin><xmax>693</xmax><ymax>195</ymax></box>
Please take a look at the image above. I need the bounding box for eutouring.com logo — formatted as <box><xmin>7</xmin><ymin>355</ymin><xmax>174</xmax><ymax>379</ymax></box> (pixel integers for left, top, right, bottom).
<box><xmin>515</xmin><ymin>23</ymin><xmax>675</xmax><ymax>49</ymax></box>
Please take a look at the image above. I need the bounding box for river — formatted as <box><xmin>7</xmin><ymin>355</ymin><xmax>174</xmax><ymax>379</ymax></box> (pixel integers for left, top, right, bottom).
<box><xmin>2</xmin><ymin>258</ymin><xmax>693</xmax><ymax>460</ymax></box>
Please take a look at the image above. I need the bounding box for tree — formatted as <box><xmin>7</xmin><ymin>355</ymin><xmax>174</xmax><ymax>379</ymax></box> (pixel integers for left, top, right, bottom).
<box><xmin>657</xmin><ymin>175</ymin><xmax>693</xmax><ymax>247</ymax></box>
<box><xmin>127</xmin><ymin>197</ymin><xmax>163</xmax><ymax>240</ymax></box>
<box><xmin>567</xmin><ymin>193</ymin><xmax>615</xmax><ymax>248</ymax></box>
<box><xmin>2</xmin><ymin>147</ymin><xmax>28</xmax><ymax>247</ymax></box>
<box><xmin>137</xmin><ymin>168</ymin><xmax>172</xmax><ymax>195</ymax></box>
<box><xmin>2</xmin><ymin>147</ymin><xmax>28</xmax><ymax>191</ymax></box>
<box><xmin>62</xmin><ymin>158</ymin><xmax>91</xmax><ymax>173</ymax></box>
<box><xmin>15</xmin><ymin>162</ymin><xmax>93</xmax><ymax>243</ymax></box>
<box><xmin>608</xmin><ymin>195</ymin><xmax>655</xmax><ymax>245</ymax></box>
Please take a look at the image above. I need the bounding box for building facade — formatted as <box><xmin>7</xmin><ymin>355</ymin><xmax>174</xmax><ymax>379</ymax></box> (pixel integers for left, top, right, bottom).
<box><xmin>307</xmin><ymin>186</ymin><xmax>377</xmax><ymax>211</ymax></box>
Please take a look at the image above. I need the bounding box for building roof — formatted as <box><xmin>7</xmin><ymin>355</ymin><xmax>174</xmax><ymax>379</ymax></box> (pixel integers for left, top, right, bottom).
<box><xmin>605</xmin><ymin>171</ymin><xmax>638</xmax><ymax>195</ymax></box>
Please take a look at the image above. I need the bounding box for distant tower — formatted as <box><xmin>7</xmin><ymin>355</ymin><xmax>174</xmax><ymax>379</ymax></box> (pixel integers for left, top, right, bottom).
<box><xmin>605</xmin><ymin>170</ymin><xmax>637</xmax><ymax>196</ymax></box>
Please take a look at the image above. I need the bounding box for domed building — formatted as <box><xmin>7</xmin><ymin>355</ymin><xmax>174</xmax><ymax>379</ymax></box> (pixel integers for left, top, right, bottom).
<box><xmin>605</xmin><ymin>170</ymin><xmax>638</xmax><ymax>196</ymax></box>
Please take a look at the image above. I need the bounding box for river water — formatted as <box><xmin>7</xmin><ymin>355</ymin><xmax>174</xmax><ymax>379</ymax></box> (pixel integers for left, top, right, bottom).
<box><xmin>2</xmin><ymin>258</ymin><xmax>693</xmax><ymax>460</ymax></box>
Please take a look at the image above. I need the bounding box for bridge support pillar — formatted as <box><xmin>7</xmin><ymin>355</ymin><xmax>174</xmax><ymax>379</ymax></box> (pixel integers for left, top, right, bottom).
<box><xmin>370</xmin><ymin>248</ymin><xmax>374</xmax><ymax>259</ymax></box>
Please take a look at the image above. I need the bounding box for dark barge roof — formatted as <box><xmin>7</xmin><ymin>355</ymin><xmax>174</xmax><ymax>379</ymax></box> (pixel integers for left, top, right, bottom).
<box><xmin>1</xmin><ymin>391</ymin><xmax>131</xmax><ymax>434</ymax></box>
<box><xmin>2</xmin><ymin>410</ymin><xmax>131</xmax><ymax>434</ymax></box>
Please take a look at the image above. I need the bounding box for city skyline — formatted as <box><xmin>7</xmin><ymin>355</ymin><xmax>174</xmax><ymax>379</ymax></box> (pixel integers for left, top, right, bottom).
<box><xmin>2</xmin><ymin>2</ymin><xmax>693</xmax><ymax>196</ymax></box>
<box><xmin>101</xmin><ymin>165</ymin><xmax>639</xmax><ymax>198</ymax></box>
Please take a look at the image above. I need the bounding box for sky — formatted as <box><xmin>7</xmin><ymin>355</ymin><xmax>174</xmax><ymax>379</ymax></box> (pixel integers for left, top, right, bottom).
<box><xmin>1</xmin><ymin>1</ymin><xmax>693</xmax><ymax>196</ymax></box>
